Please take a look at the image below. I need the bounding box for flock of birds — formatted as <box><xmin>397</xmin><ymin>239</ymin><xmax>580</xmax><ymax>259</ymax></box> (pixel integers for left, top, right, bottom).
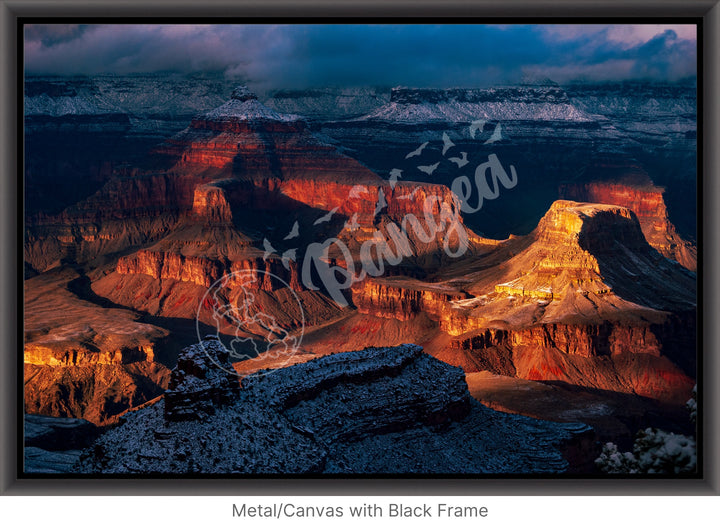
<box><xmin>262</xmin><ymin>120</ymin><xmax>504</xmax><ymax>267</ymax></box>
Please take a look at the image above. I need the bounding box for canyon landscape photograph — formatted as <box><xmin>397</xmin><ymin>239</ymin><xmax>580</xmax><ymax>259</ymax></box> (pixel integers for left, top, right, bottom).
<box><xmin>21</xmin><ymin>23</ymin><xmax>699</xmax><ymax>476</ymax></box>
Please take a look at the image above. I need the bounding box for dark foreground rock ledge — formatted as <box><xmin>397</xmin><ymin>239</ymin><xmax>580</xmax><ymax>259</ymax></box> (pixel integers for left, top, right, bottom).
<box><xmin>74</xmin><ymin>341</ymin><xmax>594</xmax><ymax>474</ymax></box>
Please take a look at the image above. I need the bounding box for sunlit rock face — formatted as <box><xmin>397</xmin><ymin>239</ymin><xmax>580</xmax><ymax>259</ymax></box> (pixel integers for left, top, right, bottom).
<box><xmin>560</xmin><ymin>180</ymin><xmax>696</xmax><ymax>271</ymax></box>
<box><xmin>352</xmin><ymin>200</ymin><xmax>696</xmax><ymax>403</ymax></box>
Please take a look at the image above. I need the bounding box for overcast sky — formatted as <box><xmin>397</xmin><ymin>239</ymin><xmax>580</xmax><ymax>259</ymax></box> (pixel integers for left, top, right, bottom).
<box><xmin>23</xmin><ymin>24</ymin><xmax>697</xmax><ymax>87</ymax></box>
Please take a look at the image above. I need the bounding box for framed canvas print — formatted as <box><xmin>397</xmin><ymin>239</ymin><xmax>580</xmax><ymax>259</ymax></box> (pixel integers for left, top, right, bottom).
<box><xmin>4</xmin><ymin>1</ymin><xmax>717</xmax><ymax>497</ymax></box>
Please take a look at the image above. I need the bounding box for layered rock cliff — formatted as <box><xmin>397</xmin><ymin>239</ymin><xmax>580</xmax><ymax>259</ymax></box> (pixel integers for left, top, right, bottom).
<box><xmin>75</xmin><ymin>342</ymin><xmax>594</xmax><ymax>474</ymax></box>
<box><xmin>560</xmin><ymin>179</ymin><xmax>696</xmax><ymax>270</ymax></box>
<box><xmin>26</xmin><ymin>85</ymin><xmax>474</xmax><ymax>274</ymax></box>
<box><xmin>352</xmin><ymin>200</ymin><xmax>696</xmax><ymax>403</ymax></box>
<box><xmin>23</xmin><ymin>269</ymin><xmax>172</xmax><ymax>425</ymax></box>
<box><xmin>81</xmin><ymin>87</ymin><xmax>481</xmax><ymax>334</ymax></box>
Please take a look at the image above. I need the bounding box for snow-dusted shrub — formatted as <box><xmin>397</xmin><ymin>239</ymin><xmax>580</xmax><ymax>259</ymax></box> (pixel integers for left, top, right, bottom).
<box><xmin>595</xmin><ymin>442</ymin><xmax>639</xmax><ymax>474</ymax></box>
<box><xmin>596</xmin><ymin>428</ymin><xmax>696</xmax><ymax>474</ymax></box>
<box><xmin>596</xmin><ymin>388</ymin><xmax>697</xmax><ymax>474</ymax></box>
<box><xmin>632</xmin><ymin>428</ymin><xmax>696</xmax><ymax>474</ymax></box>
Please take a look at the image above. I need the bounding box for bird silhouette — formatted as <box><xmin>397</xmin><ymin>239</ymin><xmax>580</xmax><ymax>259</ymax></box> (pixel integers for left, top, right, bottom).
<box><xmin>469</xmin><ymin>119</ymin><xmax>486</xmax><ymax>139</ymax></box>
<box><xmin>262</xmin><ymin>238</ymin><xmax>276</xmax><ymax>261</ymax></box>
<box><xmin>441</xmin><ymin>132</ymin><xmax>455</xmax><ymax>156</ymax></box>
<box><xmin>485</xmin><ymin>122</ymin><xmax>503</xmax><ymax>144</ymax></box>
<box><xmin>418</xmin><ymin>162</ymin><xmax>440</xmax><ymax>175</ymax></box>
<box><xmin>405</xmin><ymin>141</ymin><xmax>429</xmax><ymax>159</ymax></box>
<box><xmin>348</xmin><ymin>185</ymin><xmax>369</xmax><ymax>199</ymax></box>
<box><xmin>373</xmin><ymin>188</ymin><xmax>388</xmax><ymax>216</ymax></box>
<box><xmin>388</xmin><ymin>168</ymin><xmax>403</xmax><ymax>189</ymax></box>
<box><xmin>283</xmin><ymin>221</ymin><xmax>299</xmax><ymax>240</ymax></box>
<box><xmin>281</xmin><ymin>248</ymin><xmax>297</xmax><ymax>269</ymax></box>
<box><xmin>449</xmin><ymin>152</ymin><xmax>469</xmax><ymax>168</ymax></box>
<box><xmin>313</xmin><ymin>206</ymin><xmax>339</xmax><ymax>225</ymax></box>
<box><xmin>344</xmin><ymin>213</ymin><xmax>360</xmax><ymax>231</ymax></box>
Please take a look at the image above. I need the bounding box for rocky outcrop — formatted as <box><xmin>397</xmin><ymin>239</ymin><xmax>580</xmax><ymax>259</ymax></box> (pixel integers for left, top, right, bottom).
<box><xmin>164</xmin><ymin>340</ymin><xmax>240</xmax><ymax>421</ymax></box>
<box><xmin>244</xmin><ymin>344</ymin><xmax>469</xmax><ymax>418</ymax></box>
<box><xmin>560</xmin><ymin>180</ymin><xmax>697</xmax><ymax>271</ymax></box>
<box><xmin>75</xmin><ymin>342</ymin><xmax>594</xmax><ymax>474</ymax></box>
<box><xmin>190</xmin><ymin>183</ymin><xmax>234</xmax><ymax>224</ymax></box>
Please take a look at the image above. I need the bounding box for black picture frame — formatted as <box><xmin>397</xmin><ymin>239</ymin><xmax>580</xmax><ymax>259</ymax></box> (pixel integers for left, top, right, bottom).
<box><xmin>3</xmin><ymin>0</ymin><xmax>718</xmax><ymax>495</ymax></box>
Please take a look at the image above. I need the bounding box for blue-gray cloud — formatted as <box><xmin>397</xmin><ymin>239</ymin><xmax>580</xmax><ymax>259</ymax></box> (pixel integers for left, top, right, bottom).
<box><xmin>23</xmin><ymin>24</ymin><xmax>697</xmax><ymax>86</ymax></box>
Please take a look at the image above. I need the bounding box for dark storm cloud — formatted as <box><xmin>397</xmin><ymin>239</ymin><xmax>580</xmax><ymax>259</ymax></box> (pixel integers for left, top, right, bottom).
<box><xmin>23</xmin><ymin>24</ymin><xmax>697</xmax><ymax>87</ymax></box>
<box><xmin>24</xmin><ymin>24</ymin><xmax>91</xmax><ymax>47</ymax></box>
<box><xmin>629</xmin><ymin>30</ymin><xmax>697</xmax><ymax>79</ymax></box>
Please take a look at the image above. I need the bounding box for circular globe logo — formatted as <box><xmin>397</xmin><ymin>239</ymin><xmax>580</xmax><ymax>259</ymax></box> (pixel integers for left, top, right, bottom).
<box><xmin>195</xmin><ymin>269</ymin><xmax>305</xmax><ymax>377</ymax></box>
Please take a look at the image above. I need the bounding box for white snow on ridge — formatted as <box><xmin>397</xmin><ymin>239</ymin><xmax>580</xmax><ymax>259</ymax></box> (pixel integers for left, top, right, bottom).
<box><xmin>24</xmin><ymin>93</ymin><xmax>119</xmax><ymax>117</ymax></box>
<box><xmin>202</xmin><ymin>96</ymin><xmax>302</xmax><ymax>122</ymax></box>
<box><xmin>358</xmin><ymin>100</ymin><xmax>595</xmax><ymax>124</ymax></box>
<box><xmin>24</xmin><ymin>76</ymin><xmax>236</xmax><ymax>118</ymax></box>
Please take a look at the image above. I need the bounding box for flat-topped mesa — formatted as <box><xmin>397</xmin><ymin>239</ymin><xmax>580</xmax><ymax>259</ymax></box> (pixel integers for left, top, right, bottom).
<box><xmin>362</xmin><ymin>86</ymin><xmax>593</xmax><ymax>123</ymax></box>
<box><xmin>537</xmin><ymin>200</ymin><xmax>648</xmax><ymax>253</ymax></box>
<box><xmin>488</xmin><ymin>200</ymin><xmax>676</xmax><ymax>302</ymax></box>
<box><xmin>452</xmin><ymin>199</ymin><xmax>696</xmax><ymax>315</ymax></box>
<box><xmin>503</xmin><ymin>200</ymin><xmax>643</xmax><ymax>297</ymax></box>
<box><xmin>390</xmin><ymin>86</ymin><xmax>573</xmax><ymax>105</ymax></box>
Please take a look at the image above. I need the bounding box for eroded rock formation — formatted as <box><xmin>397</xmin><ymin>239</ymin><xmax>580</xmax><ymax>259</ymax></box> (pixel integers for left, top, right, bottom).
<box><xmin>75</xmin><ymin>342</ymin><xmax>594</xmax><ymax>474</ymax></box>
<box><xmin>164</xmin><ymin>340</ymin><xmax>240</xmax><ymax>421</ymax></box>
<box><xmin>352</xmin><ymin>200</ymin><xmax>696</xmax><ymax>403</ymax></box>
<box><xmin>560</xmin><ymin>179</ymin><xmax>696</xmax><ymax>271</ymax></box>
